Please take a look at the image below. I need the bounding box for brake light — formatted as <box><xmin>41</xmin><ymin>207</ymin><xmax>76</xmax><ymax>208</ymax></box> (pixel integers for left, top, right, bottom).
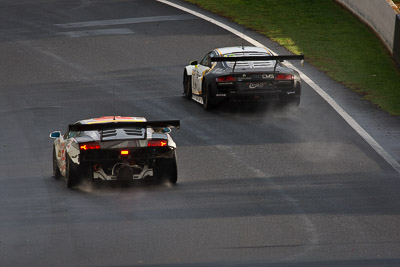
<box><xmin>276</xmin><ymin>74</ymin><xmax>293</xmax><ymax>80</ymax></box>
<box><xmin>79</xmin><ymin>143</ymin><xmax>100</xmax><ymax>150</ymax></box>
<box><xmin>216</xmin><ymin>75</ymin><xmax>236</xmax><ymax>82</ymax></box>
<box><xmin>147</xmin><ymin>140</ymin><xmax>168</xmax><ymax>147</ymax></box>
<box><xmin>120</xmin><ymin>150</ymin><xmax>129</xmax><ymax>155</ymax></box>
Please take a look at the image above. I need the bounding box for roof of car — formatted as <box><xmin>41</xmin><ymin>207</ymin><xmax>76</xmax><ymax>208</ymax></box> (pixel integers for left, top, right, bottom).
<box><xmin>215</xmin><ymin>46</ymin><xmax>272</xmax><ymax>56</ymax></box>
<box><xmin>76</xmin><ymin>116</ymin><xmax>147</xmax><ymax>125</ymax></box>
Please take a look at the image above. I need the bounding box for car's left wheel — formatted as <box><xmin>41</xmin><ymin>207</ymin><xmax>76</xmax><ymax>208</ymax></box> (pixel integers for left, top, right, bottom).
<box><xmin>52</xmin><ymin>146</ymin><xmax>61</xmax><ymax>179</ymax></box>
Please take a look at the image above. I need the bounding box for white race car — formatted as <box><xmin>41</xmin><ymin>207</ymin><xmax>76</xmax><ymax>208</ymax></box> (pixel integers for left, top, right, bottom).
<box><xmin>183</xmin><ymin>46</ymin><xmax>304</xmax><ymax>109</ymax></box>
<box><xmin>50</xmin><ymin>116</ymin><xmax>180</xmax><ymax>188</ymax></box>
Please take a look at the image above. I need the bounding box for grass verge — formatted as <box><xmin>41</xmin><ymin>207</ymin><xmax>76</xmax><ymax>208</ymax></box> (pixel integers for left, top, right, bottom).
<box><xmin>184</xmin><ymin>0</ymin><xmax>400</xmax><ymax>115</ymax></box>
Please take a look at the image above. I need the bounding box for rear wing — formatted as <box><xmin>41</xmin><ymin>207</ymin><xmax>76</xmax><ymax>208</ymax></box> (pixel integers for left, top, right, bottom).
<box><xmin>210</xmin><ymin>55</ymin><xmax>304</xmax><ymax>62</ymax></box>
<box><xmin>210</xmin><ymin>54</ymin><xmax>304</xmax><ymax>73</ymax></box>
<box><xmin>69</xmin><ymin>120</ymin><xmax>180</xmax><ymax>132</ymax></box>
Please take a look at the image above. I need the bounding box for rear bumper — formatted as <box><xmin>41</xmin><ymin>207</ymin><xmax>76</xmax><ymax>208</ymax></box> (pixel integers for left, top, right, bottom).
<box><xmin>75</xmin><ymin>147</ymin><xmax>176</xmax><ymax>181</ymax></box>
<box><xmin>209</xmin><ymin>82</ymin><xmax>301</xmax><ymax>104</ymax></box>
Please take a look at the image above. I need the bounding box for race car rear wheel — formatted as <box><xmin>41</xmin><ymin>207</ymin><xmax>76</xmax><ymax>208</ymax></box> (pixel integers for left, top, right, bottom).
<box><xmin>183</xmin><ymin>72</ymin><xmax>192</xmax><ymax>99</ymax></box>
<box><xmin>52</xmin><ymin>146</ymin><xmax>61</xmax><ymax>179</ymax></box>
<box><xmin>202</xmin><ymin>83</ymin><xmax>212</xmax><ymax>110</ymax></box>
<box><xmin>66</xmin><ymin>154</ymin><xmax>81</xmax><ymax>188</ymax></box>
<box><xmin>154</xmin><ymin>154</ymin><xmax>178</xmax><ymax>184</ymax></box>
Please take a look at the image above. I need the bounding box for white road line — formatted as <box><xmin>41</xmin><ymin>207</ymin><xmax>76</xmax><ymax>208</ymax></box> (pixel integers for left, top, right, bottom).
<box><xmin>59</xmin><ymin>28</ymin><xmax>134</xmax><ymax>38</ymax></box>
<box><xmin>157</xmin><ymin>0</ymin><xmax>400</xmax><ymax>174</ymax></box>
<box><xmin>55</xmin><ymin>15</ymin><xmax>196</xmax><ymax>28</ymax></box>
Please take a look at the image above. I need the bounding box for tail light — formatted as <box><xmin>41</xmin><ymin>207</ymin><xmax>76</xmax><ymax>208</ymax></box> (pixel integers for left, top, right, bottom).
<box><xmin>80</xmin><ymin>143</ymin><xmax>100</xmax><ymax>150</ymax></box>
<box><xmin>276</xmin><ymin>74</ymin><xmax>293</xmax><ymax>80</ymax></box>
<box><xmin>120</xmin><ymin>150</ymin><xmax>129</xmax><ymax>155</ymax></box>
<box><xmin>147</xmin><ymin>140</ymin><xmax>168</xmax><ymax>147</ymax></box>
<box><xmin>216</xmin><ymin>75</ymin><xmax>236</xmax><ymax>82</ymax></box>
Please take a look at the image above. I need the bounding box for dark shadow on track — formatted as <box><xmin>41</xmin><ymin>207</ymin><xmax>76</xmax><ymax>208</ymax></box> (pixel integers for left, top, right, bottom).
<box><xmin>181</xmin><ymin>94</ymin><xmax>301</xmax><ymax>117</ymax></box>
<box><xmin>55</xmin><ymin>176</ymin><xmax>177</xmax><ymax>194</ymax></box>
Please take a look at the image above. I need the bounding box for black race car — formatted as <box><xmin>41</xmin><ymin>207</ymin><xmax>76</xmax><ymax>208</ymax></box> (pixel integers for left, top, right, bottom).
<box><xmin>183</xmin><ymin>46</ymin><xmax>304</xmax><ymax>109</ymax></box>
<box><xmin>49</xmin><ymin>116</ymin><xmax>180</xmax><ymax>188</ymax></box>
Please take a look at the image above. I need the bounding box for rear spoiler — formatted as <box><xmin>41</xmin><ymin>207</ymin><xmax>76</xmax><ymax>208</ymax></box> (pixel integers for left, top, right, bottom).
<box><xmin>210</xmin><ymin>55</ymin><xmax>304</xmax><ymax>62</ymax></box>
<box><xmin>69</xmin><ymin>120</ymin><xmax>180</xmax><ymax>132</ymax></box>
<box><xmin>211</xmin><ymin>55</ymin><xmax>304</xmax><ymax>73</ymax></box>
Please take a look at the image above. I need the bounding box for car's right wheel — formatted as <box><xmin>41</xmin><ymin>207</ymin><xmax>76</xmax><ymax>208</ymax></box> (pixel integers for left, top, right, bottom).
<box><xmin>66</xmin><ymin>154</ymin><xmax>81</xmax><ymax>188</ymax></box>
<box><xmin>183</xmin><ymin>72</ymin><xmax>192</xmax><ymax>99</ymax></box>
<box><xmin>52</xmin><ymin>146</ymin><xmax>61</xmax><ymax>179</ymax></box>
<box><xmin>154</xmin><ymin>154</ymin><xmax>178</xmax><ymax>184</ymax></box>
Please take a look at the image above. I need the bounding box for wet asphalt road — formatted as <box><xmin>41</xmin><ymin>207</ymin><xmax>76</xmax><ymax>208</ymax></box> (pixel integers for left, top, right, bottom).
<box><xmin>0</xmin><ymin>0</ymin><xmax>400</xmax><ymax>266</ymax></box>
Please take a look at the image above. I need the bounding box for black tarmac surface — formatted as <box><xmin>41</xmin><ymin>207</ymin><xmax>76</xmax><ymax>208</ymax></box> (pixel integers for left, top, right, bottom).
<box><xmin>0</xmin><ymin>0</ymin><xmax>399</xmax><ymax>266</ymax></box>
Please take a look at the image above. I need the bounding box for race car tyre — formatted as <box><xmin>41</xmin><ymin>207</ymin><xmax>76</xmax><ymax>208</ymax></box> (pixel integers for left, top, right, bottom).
<box><xmin>66</xmin><ymin>154</ymin><xmax>81</xmax><ymax>188</ymax></box>
<box><xmin>183</xmin><ymin>72</ymin><xmax>192</xmax><ymax>99</ymax></box>
<box><xmin>52</xmin><ymin>146</ymin><xmax>61</xmax><ymax>179</ymax></box>
<box><xmin>154</xmin><ymin>154</ymin><xmax>178</xmax><ymax>184</ymax></box>
<box><xmin>202</xmin><ymin>83</ymin><xmax>212</xmax><ymax>110</ymax></box>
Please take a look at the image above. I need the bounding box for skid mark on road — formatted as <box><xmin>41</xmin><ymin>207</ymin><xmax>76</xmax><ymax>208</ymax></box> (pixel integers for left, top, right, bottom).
<box><xmin>59</xmin><ymin>28</ymin><xmax>134</xmax><ymax>38</ymax></box>
<box><xmin>55</xmin><ymin>15</ymin><xmax>197</xmax><ymax>28</ymax></box>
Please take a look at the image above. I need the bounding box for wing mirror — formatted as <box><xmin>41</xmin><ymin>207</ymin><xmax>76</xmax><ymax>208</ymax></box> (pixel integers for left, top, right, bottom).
<box><xmin>162</xmin><ymin>127</ymin><xmax>171</xmax><ymax>134</ymax></box>
<box><xmin>49</xmin><ymin>131</ymin><xmax>61</xmax><ymax>138</ymax></box>
<box><xmin>190</xmin><ymin>60</ymin><xmax>198</xmax><ymax>66</ymax></box>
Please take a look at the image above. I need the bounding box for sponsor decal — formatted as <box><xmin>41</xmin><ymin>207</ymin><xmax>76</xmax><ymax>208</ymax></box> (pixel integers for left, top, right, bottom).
<box><xmin>248</xmin><ymin>82</ymin><xmax>266</xmax><ymax>89</ymax></box>
<box><xmin>262</xmin><ymin>74</ymin><xmax>274</xmax><ymax>79</ymax></box>
<box><xmin>237</xmin><ymin>73</ymin><xmax>274</xmax><ymax>81</ymax></box>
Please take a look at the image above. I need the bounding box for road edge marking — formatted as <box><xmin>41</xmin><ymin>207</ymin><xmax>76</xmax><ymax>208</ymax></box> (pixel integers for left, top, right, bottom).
<box><xmin>157</xmin><ymin>0</ymin><xmax>400</xmax><ymax>174</ymax></box>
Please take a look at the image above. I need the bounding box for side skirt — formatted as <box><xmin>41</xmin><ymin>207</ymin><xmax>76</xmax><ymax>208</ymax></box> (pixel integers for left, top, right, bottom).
<box><xmin>192</xmin><ymin>94</ymin><xmax>204</xmax><ymax>105</ymax></box>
